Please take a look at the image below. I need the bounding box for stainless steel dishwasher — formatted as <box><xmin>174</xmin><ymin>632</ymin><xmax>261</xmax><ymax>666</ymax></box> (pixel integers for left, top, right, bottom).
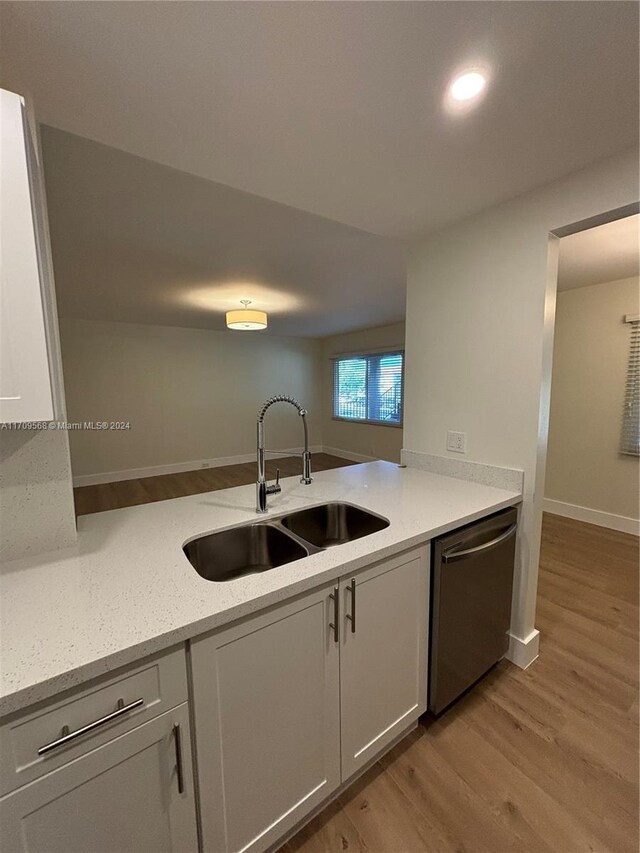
<box><xmin>429</xmin><ymin>506</ymin><xmax>518</xmax><ymax>715</ymax></box>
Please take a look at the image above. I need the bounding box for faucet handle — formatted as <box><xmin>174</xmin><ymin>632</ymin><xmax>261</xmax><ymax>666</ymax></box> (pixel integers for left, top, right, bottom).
<box><xmin>266</xmin><ymin>468</ymin><xmax>282</xmax><ymax>497</ymax></box>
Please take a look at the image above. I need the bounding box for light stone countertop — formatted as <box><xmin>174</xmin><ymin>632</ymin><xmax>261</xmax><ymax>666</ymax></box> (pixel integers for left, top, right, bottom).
<box><xmin>0</xmin><ymin>461</ymin><xmax>521</xmax><ymax>717</ymax></box>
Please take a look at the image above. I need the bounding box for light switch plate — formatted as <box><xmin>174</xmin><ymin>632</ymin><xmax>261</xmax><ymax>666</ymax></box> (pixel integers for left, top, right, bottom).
<box><xmin>447</xmin><ymin>430</ymin><xmax>467</xmax><ymax>453</ymax></box>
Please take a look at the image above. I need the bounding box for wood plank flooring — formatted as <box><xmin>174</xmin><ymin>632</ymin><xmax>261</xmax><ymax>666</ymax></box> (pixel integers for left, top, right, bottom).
<box><xmin>280</xmin><ymin>513</ymin><xmax>640</xmax><ymax>853</ymax></box>
<box><xmin>73</xmin><ymin>453</ymin><xmax>358</xmax><ymax>516</ymax></box>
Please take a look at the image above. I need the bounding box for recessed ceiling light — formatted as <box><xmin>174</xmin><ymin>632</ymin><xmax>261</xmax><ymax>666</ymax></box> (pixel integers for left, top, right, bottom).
<box><xmin>449</xmin><ymin>71</ymin><xmax>487</xmax><ymax>102</ymax></box>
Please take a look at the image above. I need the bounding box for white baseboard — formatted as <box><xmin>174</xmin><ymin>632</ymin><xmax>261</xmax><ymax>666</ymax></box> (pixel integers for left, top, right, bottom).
<box><xmin>505</xmin><ymin>629</ymin><xmax>540</xmax><ymax>669</ymax></box>
<box><xmin>73</xmin><ymin>446</ymin><xmax>324</xmax><ymax>487</ymax></box>
<box><xmin>321</xmin><ymin>446</ymin><xmax>377</xmax><ymax>464</ymax></box>
<box><xmin>543</xmin><ymin>498</ymin><xmax>640</xmax><ymax>536</ymax></box>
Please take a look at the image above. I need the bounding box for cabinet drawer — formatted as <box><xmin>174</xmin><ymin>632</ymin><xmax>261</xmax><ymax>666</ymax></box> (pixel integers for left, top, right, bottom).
<box><xmin>0</xmin><ymin>646</ymin><xmax>187</xmax><ymax>796</ymax></box>
<box><xmin>0</xmin><ymin>703</ymin><xmax>198</xmax><ymax>853</ymax></box>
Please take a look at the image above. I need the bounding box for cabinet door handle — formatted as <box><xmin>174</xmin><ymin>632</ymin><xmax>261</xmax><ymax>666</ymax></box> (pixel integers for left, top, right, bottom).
<box><xmin>345</xmin><ymin>578</ymin><xmax>356</xmax><ymax>633</ymax></box>
<box><xmin>173</xmin><ymin>723</ymin><xmax>185</xmax><ymax>794</ymax></box>
<box><xmin>329</xmin><ymin>586</ymin><xmax>339</xmax><ymax>643</ymax></box>
<box><xmin>37</xmin><ymin>697</ymin><xmax>144</xmax><ymax>756</ymax></box>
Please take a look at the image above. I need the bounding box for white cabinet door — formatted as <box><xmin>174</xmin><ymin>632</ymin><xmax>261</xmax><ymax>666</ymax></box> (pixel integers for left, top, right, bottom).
<box><xmin>339</xmin><ymin>547</ymin><xmax>429</xmax><ymax>780</ymax></box>
<box><xmin>0</xmin><ymin>704</ymin><xmax>198</xmax><ymax>853</ymax></box>
<box><xmin>0</xmin><ymin>89</ymin><xmax>54</xmax><ymax>422</ymax></box>
<box><xmin>190</xmin><ymin>583</ymin><xmax>341</xmax><ymax>853</ymax></box>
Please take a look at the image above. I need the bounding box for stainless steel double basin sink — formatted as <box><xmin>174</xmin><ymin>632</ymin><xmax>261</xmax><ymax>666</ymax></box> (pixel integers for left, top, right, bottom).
<box><xmin>183</xmin><ymin>502</ymin><xmax>390</xmax><ymax>583</ymax></box>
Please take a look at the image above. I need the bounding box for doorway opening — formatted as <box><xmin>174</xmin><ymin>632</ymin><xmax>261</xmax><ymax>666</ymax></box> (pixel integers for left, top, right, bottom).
<box><xmin>545</xmin><ymin>213</ymin><xmax>639</xmax><ymax>534</ymax></box>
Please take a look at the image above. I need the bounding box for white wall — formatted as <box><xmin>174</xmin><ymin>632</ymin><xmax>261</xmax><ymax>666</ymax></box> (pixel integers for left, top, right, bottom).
<box><xmin>404</xmin><ymin>148</ymin><xmax>638</xmax><ymax>651</ymax></box>
<box><xmin>59</xmin><ymin>319</ymin><xmax>323</xmax><ymax>479</ymax></box>
<box><xmin>545</xmin><ymin>277</ymin><xmax>639</xmax><ymax>525</ymax></box>
<box><xmin>321</xmin><ymin>323</ymin><xmax>405</xmax><ymax>463</ymax></box>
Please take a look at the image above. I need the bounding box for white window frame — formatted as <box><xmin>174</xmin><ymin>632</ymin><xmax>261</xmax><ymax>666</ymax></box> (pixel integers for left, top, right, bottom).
<box><xmin>331</xmin><ymin>349</ymin><xmax>404</xmax><ymax>428</ymax></box>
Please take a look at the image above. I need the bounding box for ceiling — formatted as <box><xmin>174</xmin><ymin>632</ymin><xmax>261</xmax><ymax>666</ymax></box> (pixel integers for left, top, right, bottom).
<box><xmin>40</xmin><ymin>127</ymin><xmax>406</xmax><ymax>338</ymax></box>
<box><xmin>558</xmin><ymin>215</ymin><xmax>640</xmax><ymax>292</ymax></box>
<box><xmin>2</xmin><ymin>2</ymin><xmax>638</xmax><ymax>240</ymax></box>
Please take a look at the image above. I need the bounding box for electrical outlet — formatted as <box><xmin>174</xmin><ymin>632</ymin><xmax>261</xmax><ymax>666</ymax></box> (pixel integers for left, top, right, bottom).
<box><xmin>447</xmin><ymin>430</ymin><xmax>467</xmax><ymax>454</ymax></box>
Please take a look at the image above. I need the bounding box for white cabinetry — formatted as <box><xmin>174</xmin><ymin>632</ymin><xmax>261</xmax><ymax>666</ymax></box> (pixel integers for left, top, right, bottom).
<box><xmin>190</xmin><ymin>582</ymin><xmax>341</xmax><ymax>853</ymax></box>
<box><xmin>339</xmin><ymin>549</ymin><xmax>429</xmax><ymax>779</ymax></box>
<box><xmin>0</xmin><ymin>647</ymin><xmax>197</xmax><ymax>853</ymax></box>
<box><xmin>191</xmin><ymin>544</ymin><xmax>429</xmax><ymax>853</ymax></box>
<box><xmin>0</xmin><ymin>545</ymin><xmax>429</xmax><ymax>853</ymax></box>
<box><xmin>0</xmin><ymin>705</ymin><xmax>197</xmax><ymax>853</ymax></box>
<box><xmin>0</xmin><ymin>88</ymin><xmax>60</xmax><ymax>423</ymax></box>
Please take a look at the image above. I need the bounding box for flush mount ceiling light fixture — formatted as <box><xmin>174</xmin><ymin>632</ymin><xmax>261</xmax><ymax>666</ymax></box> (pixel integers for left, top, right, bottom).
<box><xmin>226</xmin><ymin>299</ymin><xmax>268</xmax><ymax>331</ymax></box>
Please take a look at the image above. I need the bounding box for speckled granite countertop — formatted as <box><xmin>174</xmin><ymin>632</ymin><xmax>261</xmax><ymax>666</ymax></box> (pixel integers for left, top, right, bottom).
<box><xmin>0</xmin><ymin>462</ymin><xmax>521</xmax><ymax>716</ymax></box>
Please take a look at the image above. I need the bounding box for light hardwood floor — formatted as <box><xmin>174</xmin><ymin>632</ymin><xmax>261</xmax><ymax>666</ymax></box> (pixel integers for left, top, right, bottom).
<box><xmin>73</xmin><ymin>453</ymin><xmax>358</xmax><ymax>516</ymax></box>
<box><xmin>280</xmin><ymin>513</ymin><xmax>640</xmax><ymax>853</ymax></box>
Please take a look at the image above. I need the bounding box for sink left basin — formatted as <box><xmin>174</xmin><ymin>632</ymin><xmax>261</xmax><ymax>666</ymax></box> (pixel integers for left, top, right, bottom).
<box><xmin>183</xmin><ymin>524</ymin><xmax>309</xmax><ymax>582</ymax></box>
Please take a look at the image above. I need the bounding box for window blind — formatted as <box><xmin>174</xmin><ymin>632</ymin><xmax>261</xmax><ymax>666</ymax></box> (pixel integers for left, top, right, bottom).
<box><xmin>621</xmin><ymin>317</ymin><xmax>640</xmax><ymax>456</ymax></box>
<box><xmin>332</xmin><ymin>351</ymin><xmax>403</xmax><ymax>425</ymax></box>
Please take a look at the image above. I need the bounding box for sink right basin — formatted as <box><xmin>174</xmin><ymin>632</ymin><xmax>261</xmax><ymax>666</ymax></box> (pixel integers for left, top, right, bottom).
<box><xmin>280</xmin><ymin>502</ymin><xmax>389</xmax><ymax>548</ymax></box>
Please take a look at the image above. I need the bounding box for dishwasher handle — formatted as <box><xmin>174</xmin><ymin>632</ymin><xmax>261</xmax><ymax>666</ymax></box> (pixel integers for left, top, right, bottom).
<box><xmin>443</xmin><ymin>523</ymin><xmax>517</xmax><ymax>563</ymax></box>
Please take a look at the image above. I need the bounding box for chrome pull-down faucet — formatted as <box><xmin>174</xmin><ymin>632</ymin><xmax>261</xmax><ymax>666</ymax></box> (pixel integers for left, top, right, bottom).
<box><xmin>256</xmin><ymin>395</ymin><xmax>312</xmax><ymax>513</ymax></box>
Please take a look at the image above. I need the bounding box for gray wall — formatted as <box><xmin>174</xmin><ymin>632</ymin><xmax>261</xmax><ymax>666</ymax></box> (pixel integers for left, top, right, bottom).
<box><xmin>60</xmin><ymin>318</ymin><xmax>323</xmax><ymax>479</ymax></box>
<box><xmin>545</xmin><ymin>277</ymin><xmax>639</xmax><ymax>521</ymax></box>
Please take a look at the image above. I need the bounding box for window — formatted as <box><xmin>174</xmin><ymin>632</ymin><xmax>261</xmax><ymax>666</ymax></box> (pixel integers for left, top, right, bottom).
<box><xmin>621</xmin><ymin>317</ymin><xmax>640</xmax><ymax>456</ymax></box>
<box><xmin>332</xmin><ymin>351</ymin><xmax>404</xmax><ymax>426</ymax></box>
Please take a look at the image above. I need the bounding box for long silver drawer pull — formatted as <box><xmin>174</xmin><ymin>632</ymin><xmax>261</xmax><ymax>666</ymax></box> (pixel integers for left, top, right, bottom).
<box><xmin>37</xmin><ymin>697</ymin><xmax>144</xmax><ymax>756</ymax></box>
<box><xmin>345</xmin><ymin>579</ymin><xmax>356</xmax><ymax>633</ymax></box>
<box><xmin>329</xmin><ymin>586</ymin><xmax>339</xmax><ymax>643</ymax></box>
<box><xmin>173</xmin><ymin>723</ymin><xmax>185</xmax><ymax>794</ymax></box>
<box><xmin>443</xmin><ymin>524</ymin><xmax>517</xmax><ymax>563</ymax></box>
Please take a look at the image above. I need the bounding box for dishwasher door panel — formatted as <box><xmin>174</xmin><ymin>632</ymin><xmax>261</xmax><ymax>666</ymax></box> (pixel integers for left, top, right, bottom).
<box><xmin>429</xmin><ymin>508</ymin><xmax>517</xmax><ymax>715</ymax></box>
